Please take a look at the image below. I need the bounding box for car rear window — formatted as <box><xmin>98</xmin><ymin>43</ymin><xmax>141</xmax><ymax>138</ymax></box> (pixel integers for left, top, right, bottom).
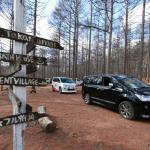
<box><xmin>60</xmin><ymin>78</ymin><xmax>75</xmax><ymax>83</ymax></box>
<box><xmin>83</xmin><ymin>76</ymin><xmax>102</xmax><ymax>85</ymax></box>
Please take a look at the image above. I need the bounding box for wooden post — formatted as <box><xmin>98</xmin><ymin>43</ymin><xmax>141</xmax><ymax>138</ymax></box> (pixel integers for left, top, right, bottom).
<box><xmin>12</xmin><ymin>1</ymin><xmax>26</xmax><ymax>150</ymax></box>
<box><xmin>37</xmin><ymin>106</ymin><xmax>56</xmax><ymax>133</ymax></box>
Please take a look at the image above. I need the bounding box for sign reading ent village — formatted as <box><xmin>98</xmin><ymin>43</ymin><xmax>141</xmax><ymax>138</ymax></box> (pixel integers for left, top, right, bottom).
<box><xmin>0</xmin><ymin>77</ymin><xmax>47</xmax><ymax>86</ymax></box>
<box><xmin>0</xmin><ymin>112</ymin><xmax>48</xmax><ymax>127</ymax></box>
<box><xmin>0</xmin><ymin>27</ymin><xmax>64</xmax><ymax>50</ymax></box>
<box><xmin>0</xmin><ymin>52</ymin><xmax>47</xmax><ymax>65</ymax></box>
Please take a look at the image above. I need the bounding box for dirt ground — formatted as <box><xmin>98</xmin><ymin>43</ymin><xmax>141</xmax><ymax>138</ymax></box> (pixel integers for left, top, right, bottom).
<box><xmin>0</xmin><ymin>86</ymin><xmax>150</xmax><ymax>150</ymax></box>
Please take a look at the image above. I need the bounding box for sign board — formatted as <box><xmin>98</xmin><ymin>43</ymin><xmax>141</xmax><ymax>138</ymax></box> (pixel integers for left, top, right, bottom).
<box><xmin>0</xmin><ymin>63</ymin><xmax>21</xmax><ymax>76</ymax></box>
<box><xmin>0</xmin><ymin>112</ymin><xmax>48</xmax><ymax>127</ymax></box>
<box><xmin>0</xmin><ymin>27</ymin><xmax>64</xmax><ymax>50</ymax></box>
<box><xmin>27</xmin><ymin>64</ymin><xmax>37</xmax><ymax>74</ymax></box>
<box><xmin>0</xmin><ymin>52</ymin><xmax>47</xmax><ymax>65</ymax></box>
<box><xmin>0</xmin><ymin>76</ymin><xmax>47</xmax><ymax>86</ymax></box>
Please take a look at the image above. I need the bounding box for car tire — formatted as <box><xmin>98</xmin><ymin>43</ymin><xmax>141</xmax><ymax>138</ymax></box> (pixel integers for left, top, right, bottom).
<box><xmin>118</xmin><ymin>101</ymin><xmax>136</xmax><ymax>120</ymax></box>
<box><xmin>52</xmin><ymin>85</ymin><xmax>55</xmax><ymax>92</ymax></box>
<box><xmin>84</xmin><ymin>93</ymin><xmax>91</xmax><ymax>105</ymax></box>
<box><xmin>59</xmin><ymin>87</ymin><xmax>62</xmax><ymax>94</ymax></box>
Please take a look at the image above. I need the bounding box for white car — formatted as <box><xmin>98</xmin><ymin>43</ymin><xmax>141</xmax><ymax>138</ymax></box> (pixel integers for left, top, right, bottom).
<box><xmin>75</xmin><ymin>78</ymin><xmax>83</xmax><ymax>86</ymax></box>
<box><xmin>52</xmin><ymin>77</ymin><xmax>76</xmax><ymax>93</ymax></box>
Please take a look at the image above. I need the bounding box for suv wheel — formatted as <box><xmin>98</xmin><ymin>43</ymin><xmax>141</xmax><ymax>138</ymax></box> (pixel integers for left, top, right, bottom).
<box><xmin>84</xmin><ymin>93</ymin><xmax>91</xmax><ymax>105</ymax></box>
<box><xmin>59</xmin><ymin>87</ymin><xmax>62</xmax><ymax>94</ymax></box>
<box><xmin>119</xmin><ymin>101</ymin><xmax>136</xmax><ymax>120</ymax></box>
<box><xmin>52</xmin><ymin>85</ymin><xmax>55</xmax><ymax>92</ymax></box>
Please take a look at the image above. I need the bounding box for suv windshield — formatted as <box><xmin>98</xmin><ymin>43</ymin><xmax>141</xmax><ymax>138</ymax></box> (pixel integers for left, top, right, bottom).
<box><xmin>121</xmin><ymin>77</ymin><xmax>149</xmax><ymax>89</ymax></box>
<box><xmin>60</xmin><ymin>78</ymin><xmax>75</xmax><ymax>83</ymax></box>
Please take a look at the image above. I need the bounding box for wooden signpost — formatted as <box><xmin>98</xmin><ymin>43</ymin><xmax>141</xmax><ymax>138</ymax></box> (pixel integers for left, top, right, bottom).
<box><xmin>0</xmin><ymin>76</ymin><xmax>47</xmax><ymax>86</ymax></box>
<box><xmin>0</xmin><ymin>1</ymin><xmax>62</xmax><ymax>149</ymax></box>
<box><xmin>0</xmin><ymin>112</ymin><xmax>48</xmax><ymax>128</ymax></box>
<box><xmin>0</xmin><ymin>52</ymin><xmax>47</xmax><ymax>65</ymax></box>
<box><xmin>0</xmin><ymin>27</ymin><xmax>64</xmax><ymax>52</ymax></box>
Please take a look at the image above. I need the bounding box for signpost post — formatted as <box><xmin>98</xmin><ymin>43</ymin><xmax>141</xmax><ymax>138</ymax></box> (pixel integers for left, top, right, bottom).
<box><xmin>12</xmin><ymin>1</ymin><xmax>26</xmax><ymax>150</ymax></box>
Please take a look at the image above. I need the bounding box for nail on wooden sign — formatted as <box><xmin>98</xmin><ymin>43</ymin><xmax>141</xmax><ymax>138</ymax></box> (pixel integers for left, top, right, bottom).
<box><xmin>0</xmin><ymin>112</ymin><xmax>48</xmax><ymax>127</ymax></box>
<box><xmin>0</xmin><ymin>27</ymin><xmax>64</xmax><ymax>50</ymax></box>
<box><xmin>0</xmin><ymin>77</ymin><xmax>47</xmax><ymax>86</ymax></box>
<box><xmin>0</xmin><ymin>52</ymin><xmax>47</xmax><ymax>65</ymax></box>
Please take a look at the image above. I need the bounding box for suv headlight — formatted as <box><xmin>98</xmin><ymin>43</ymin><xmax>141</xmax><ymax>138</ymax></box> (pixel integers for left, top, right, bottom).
<box><xmin>135</xmin><ymin>94</ymin><xmax>150</xmax><ymax>102</ymax></box>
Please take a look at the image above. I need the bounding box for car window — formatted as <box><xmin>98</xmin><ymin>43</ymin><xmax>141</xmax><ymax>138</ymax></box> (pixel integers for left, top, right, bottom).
<box><xmin>60</xmin><ymin>78</ymin><xmax>75</xmax><ymax>83</ymax></box>
<box><xmin>92</xmin><ymin>77</ymin><xmax>102</xmax><ymax>85</ymax></box>
<box><xmin>84</xmin><ymin>78</ymin><xmax>93</xmax><ymax>84</ymax></box>
<box><xmin>83</xmin><ymin>76</ymin><xmax>101</xmax><ymax>85</ymax></box>
<box><xmin>53</xmin><ymin>78</ymin><xmax>59</xmax><ymax>82</ymax></box>
<box><xmin>102</xmin><ymin>77</ymin><xmax>111</xmax><ymax>86</ymax></box>
<box><xmin>97</xmin><ymin>77</ymin><xmax>102</xmax><ymax>85</ymax></box>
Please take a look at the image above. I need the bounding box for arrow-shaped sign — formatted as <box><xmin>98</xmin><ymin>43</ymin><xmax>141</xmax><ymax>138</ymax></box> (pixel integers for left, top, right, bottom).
<box><xmin>0</xmin><ymin>52</ymin><xmax>47</xmax><ymax>65</ymax></box>
<box><xmin>0</xmin><ymin>27</ymin><xmax>64</xmax><ymax>50</ymax></box>
<box><xmin>0</xmin><ymin>112</ymin><xmax>48</xmax><ymax>127</ymax></box>
<box><xmin>0</xmin><ymin>76</ymin><xmax>47</xmax><ymax>86</ymax></box>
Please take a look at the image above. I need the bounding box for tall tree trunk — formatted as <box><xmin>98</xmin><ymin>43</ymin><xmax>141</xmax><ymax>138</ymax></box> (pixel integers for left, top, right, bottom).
<box><xmin>75</xmin><ymin>0</ymin><xmax>79</xmax><ymax>78</ymax></box>
<box><xmin>57</xmin><ymin>28</ymin><xmax>61</xmax><ymax>76</ymax></box>
<box><xmin>117</xmin><ymin>35</ymin><xmax>120</xmax><ymax>73</ymax></box>
<box><xmin>68</xmin><ymin>9</ymin><xmax>72</xmax><ymax>77</ymax></box>
<box><xmin>139</xmin><ymin>0</ymin><xmax>146</xmax><ymax>80</ymax></box>
<box><xmin>88</xmin><ymin>0</ymin><xmax>93</xmax><ymax>75</ymax></box>
<box><xmin>107</xmin><ymin>0</ymin><xmax>114</xmax><ymax>73</ymax></box>
<box><xmin>124</xmin><ymin>0</ymin><xmax>129</xmax><ymax>74</ymax></box>
<box><xmin>73</xmin><ymin>11</ymin><xmax>77</xmax><ymax>79</ymax></box>
<box><xmin>148</xmin><ymin>19</ymin><xmax>150</xmax><ymax>82</ymax></box>
<box><xmin>103</xmin><ymin>0</ymin><xmax>107</xmax><ymax>74</ymax></box>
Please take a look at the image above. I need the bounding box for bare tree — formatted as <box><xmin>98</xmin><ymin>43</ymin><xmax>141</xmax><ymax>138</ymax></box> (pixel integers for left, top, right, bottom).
<box><xmin>138</xmin><ymin>0</ymin><xmax>146</xmax><ymax>80</ymax></box>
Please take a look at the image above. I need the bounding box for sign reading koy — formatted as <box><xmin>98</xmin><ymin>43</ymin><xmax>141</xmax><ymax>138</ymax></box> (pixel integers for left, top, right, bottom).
<box><xmin>0</xmin><ymin>77</ymin><xmax>47</xmax><ymax>86</ymax></box>
<box><xmin>0</xmin><ymin>27</ymin><xmax>64</xmax><ymax>50</ymax></box>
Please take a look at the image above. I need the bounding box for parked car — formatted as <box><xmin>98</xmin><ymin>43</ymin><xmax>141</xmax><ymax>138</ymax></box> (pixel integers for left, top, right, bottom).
<box><xmin>82</xmin><ymin>74</ymin><xmax>150</xmax><ymax>120</ymax></box>
<box><xmin>45</xmin><ymin>78</ymin><xmax>52</xmax><ymax>84</ymax></box>
<box><xmin>74</xmin><ymin>78</ymin><xmax>83</xmax><ymax>86</ymax></box>
<box><xmin>52</xmin><ymin>77</ymin><xmax>76</xmax><ymax>93</ymax></box>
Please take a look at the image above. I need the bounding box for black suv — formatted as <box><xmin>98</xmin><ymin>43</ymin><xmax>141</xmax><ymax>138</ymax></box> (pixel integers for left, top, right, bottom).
<box><xmin>82</xmin><ymin>74</ymin><xmax>150</xmax><ymax>119</ymax></box>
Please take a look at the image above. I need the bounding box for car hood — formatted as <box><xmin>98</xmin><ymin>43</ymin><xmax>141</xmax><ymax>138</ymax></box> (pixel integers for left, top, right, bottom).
<box><xmin>133</xmin><ymin>87</ymin><xmax>150</xmax><ymax>96</ymax></box>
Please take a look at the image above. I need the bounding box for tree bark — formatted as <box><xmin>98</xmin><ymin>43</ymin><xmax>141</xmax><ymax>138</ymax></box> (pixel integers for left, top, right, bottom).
<box><xmin>139</xmin><ymin>0</ymin><xmax>146</xmax><ymax>80</ymax></box>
